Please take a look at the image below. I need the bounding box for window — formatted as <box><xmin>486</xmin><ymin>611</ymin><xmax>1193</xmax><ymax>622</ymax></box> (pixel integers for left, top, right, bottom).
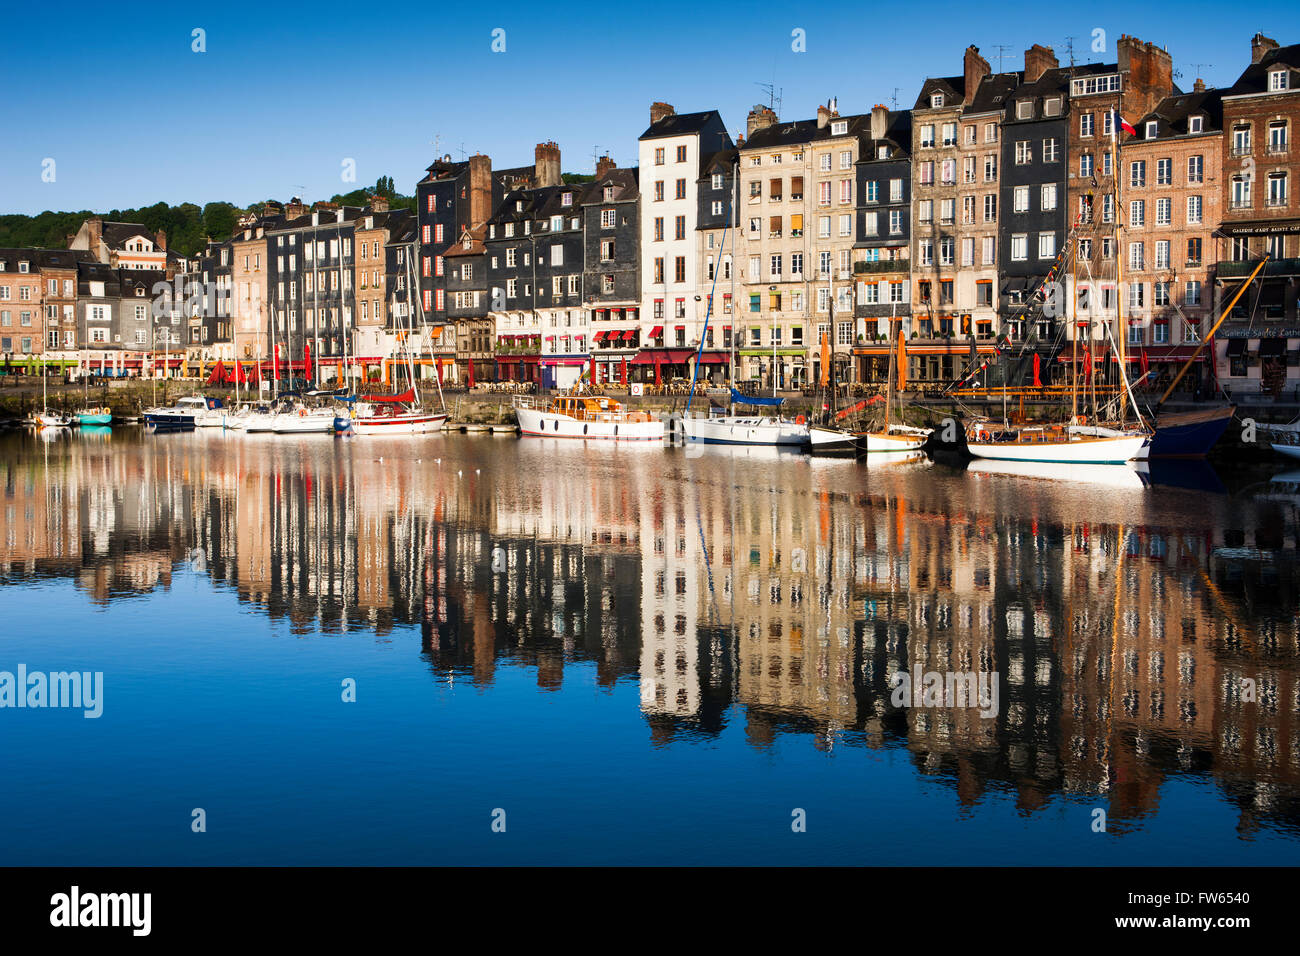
<box><xmin>920</xmin><ymin>124</ymin><xmax>935</xmax><ymax>148</ymax></box>
<box><xmin>889</xmin><ymin>179</ymin><xmax>902</xmax><ymax>202</ymax></box>
<box><xmin>1187</xmin><ymin>154</ymin><xmax>1203</xmax><ymax>184</ymax></box>
<box><xmin>1233</xmin><ymin>125</ymin><xmax>1251</xmax><ymax>155</ymax></box>
<box><xmin>1129</xmin><ymin>199</ymin><xmax>1145</xmax><ymax>226</ymax></box>
<box><xmin>889</xmin><ymin>210</ymin><xmax>902</xmax><ymax>234</ymax></box>
<box><xmin>1155</xmin><ymin>240</ymin><xmax>1170</xmax><ymax>269</ymax></box>
<box><xmin>1130</xmin><ymin>160</ymin><xmax>1146</xmax><ymax>188</ymax></box>
<box><xmin>983</xmin><ymin>195</ymin><xmax>997</xmax><ymax>222</ymax></box>
<box><xmin>1015</xmin><ymin>141</ymin><xmax>1031</xmax><ymax>165</ymax></box>
<box><xmin>1129</xmin><ymin>242</ymin><xmax>1145</xmax><ymax>271</ymax></box>
<box><xmin>918</xmin><ymin>200</ymin><xmax>933</xmax><ymax>224</ymax></box>
<box><xmin>918</xmin><ymin>239</ymin><xmax>933</xmax><ymax>266</ymax></box>
<box><xmin>1080</xmin><ymin>153</ymin><xmax>1094</xmax><ymax>178</ymax></box>
<box><xmin>1155</xmin><ymin>197</ymin><xmax>1171</xmax><ymax>225</ymax></box>
<box><xmin>1268</xmin><ymin>172</ymin><xmax>1289</xmax><ymax>207</ymax></box>
<box><xmin>942</xmin><ymin>122</ymin><xmax>957</xmax><ymax>146</ymax></box>
<box><xmin>1231</xmin><ymin>175</ymin><xmax>1251</xmax><ymax>208</ymax></box>
<box><xmin>601</xmin><ymin>208</ymin><xmax>616</xmax><ymax>228</ymax></box>
<box><xmin>1013</xmin><ymin>186</ymin><xmax>1030</xmax><ymax>213</ymax></box>
<box><xmin>982</xmin><ymin>236</ymin><xmax>995</xmax><ymax>266</ymax></box>
<box><xmin>1186</xmin><ymin>280</ymin><xmax>1201</xmax><ymax>306</ymax></box>
<box><xmin>676</xmin><ymin>144</ymin><xmax>687</xmax><ymax>163</ymax></box>
<box><xmin>1041</xmin><ymin>184</ymin><xmax>1057</xmax><ymax>211</ymax></box>
<box><xmin>1186</xmin><ymin>195</ymin><xmax>1202</xmax><ymax>224</ymax></box>
<box><xmin>1186</xmin><ymin>237</ymin><xmax>1202</xmax><ymax>266</ymax></box>
<box><xmin>1080</xmin><ymin>113</ymin><xmax>1094</xmax><ymax>137</ymax></box>
<box><xmin>1016</xmin><ymin>100</ymin><xmax>1033</xmax><ymax>120</ymax></box>
<box><xmin>1038</xmin><ymin>233</ymin><xmax>1055</xmax><ymax>259</ymax></box>
<box><xmin>1269</xmin><ymin>121</ymin><xmax>1288</xmax><ymax>153</ymax></box>
<box><xmin>1011</xmin><ymin>234</ymin><xmax>1027</xmax><ymax>261</ymax></box>
<box><xmin>983</xmin><ymin>154</ymin><xmax>996</xmax><ymax>182</ymax></box>
<box><xmin>1042</xmin><ymin>138</ymin><xmax>1059</xmax><ymax>162</ymax></box>
<box><xmin>864</xmin><ymin>181</ymin><xmax>878</xmax><ymax>203</ymax></box>
<box><xmin>1268</xmin><ymin>69</ymin><xmax>1289</xmax><ymax>92</ymax></box>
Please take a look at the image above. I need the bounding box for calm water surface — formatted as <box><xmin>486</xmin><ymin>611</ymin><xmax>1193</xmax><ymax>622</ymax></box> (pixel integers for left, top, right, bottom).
<box><xmin>1</xmin><ymin>427</ymin><xmax>1298</xmax><ymax>865</ymax></box>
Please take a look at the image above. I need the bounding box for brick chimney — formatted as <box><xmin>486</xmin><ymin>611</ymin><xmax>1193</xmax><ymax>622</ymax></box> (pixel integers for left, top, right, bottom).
<box><xmin>156</xmin><ymin>228</ymin><xmax>167</xmax><ymax>251</ymax></box>
<box><xmin>534</xmin><ymin>141</ymin><xmax>561</xmax><ymax>189</ymax></box>
<box><xmin>595</xmin><ymin>154</ymin><xmax>617</xmax><ymax>178</ymax></box>
<box><xmin>1117</xmin><ymin>35</ymin><xmax>1174</xmax><ymax>126</ymax></box>
<box><xmin>964</xmin><ymin>45</ymin><xmax>991</xmax><ymax>104</ymax></box>
<box><xmin>1193</xmin><ymin>77</ymin><xmax>1206</xmax><ymax>93</ymax></box>
<box><xmin>650</xmin><ymin>101</ymin><xmax>675</xmax><ymax>126</ymax></box>
<box><xmin>468</xmin><ymin>153</ymin><xmax>492</xmax><ymax>225</ymax></box>
<box><xmin>285</xmin><ymin>197</ymin><xmax>308</xmax><ymax>219</ymax></box>
<box><xmin>870</xmin><ymin>104</ymin><xmax>889</xmax><ymax>141</ymax></box>
<box><xmin>368</xmin><ymin>195</ymin><xmax>389</xmax><ymax>213</ymax></box>
<box><xmin>747</xmin><ymin>104</ymin><xmax>778</xmax><ymax>138</ymax></box>
<box><xmin>816</xmin><ymin>103</ymin><xmax>834</xmax><ymax>128</ymax></box>
<box><xmin>1251</xmin><ymin>32</ymin><xmax>1279</xmax><ymax>64</ymax></box>
<box><xmin>1024</xmin><ymin>44</ymin><xmax>1058</xmax><ymax>84</ymax></box>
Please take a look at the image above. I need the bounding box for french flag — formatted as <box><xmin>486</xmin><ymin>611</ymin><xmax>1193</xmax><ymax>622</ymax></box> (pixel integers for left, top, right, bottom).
<box><xmin>1119</xmin><ymin>117</ymin><xmax>1138</xmax><ymax>137</ymax></box>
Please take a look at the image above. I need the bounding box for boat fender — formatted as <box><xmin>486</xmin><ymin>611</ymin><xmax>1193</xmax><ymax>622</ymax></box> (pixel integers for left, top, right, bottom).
<box><xmin>298</xmin><ymin>408</ymin><xmax>307</xmax><ymax>417</ymax></box>
<box><xmin>1078</xmin><ymin>415</ymin><xmax>1087</xmax><ymax>426</ymax></box>
<box><xmin>795</xmin><ymin>415</ymin><xmax>805</xmax><ymax>425</ymax></box>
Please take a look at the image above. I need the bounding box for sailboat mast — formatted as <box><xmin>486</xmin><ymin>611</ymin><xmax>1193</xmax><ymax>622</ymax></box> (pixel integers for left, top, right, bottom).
<box><xmin>1113</xmin><ymin>103</ymin><xmax>1129</xmax><ymax>423</ymax></box>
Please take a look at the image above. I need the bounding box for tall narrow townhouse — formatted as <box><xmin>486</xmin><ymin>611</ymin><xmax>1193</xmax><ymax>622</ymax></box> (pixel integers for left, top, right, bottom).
<box><xmin>1119</xmin><ymin>86</ymin><xmax>1223</xmax><ymax>393</ymax></box>
<box><xmin>637</xmin><ymin>103</ymin><xmax>732</xmax><ymax>385</ymax></box>
<box><xmin>36</xmin><ymin>250</ymin><xmax>86</xmax><ymax>370</ymax></box>
<box><xmin>999</xmin><ymin>55</ymin><xmax>1072</xmax><ymax>384</ymax></box>
<box><xmin>352</xmin><ymin>200</ymin><xmax>412</xmax><ymax>384</ymax></box>
<box><xmin>852</xmin><ymin>105</ymin><xmax>913</xmax><ymax>384</ymax></box>
<box><xmin>1216</xmin><ymin>34</ymin><xmax>1300</xmax><ymax>396</ymax></box>
<box><xmin>231</xmin><ymin>209</ymin><xmax>284</xmax><ymax>370</ymax></box>
<box><xmin>736</xmin><ymin>101</ymin><xmax>864</xmax><ymax>390</ymax></box>
<box><xmin>692</xmin><ymin>146</ymin><xmax>737</xmax><ymax>385</ymax></box>
<box><xmin>1066</xmin><ymin>35</ymin><xmax>1176</xmax><ymax>354</ymax></box>
<box><xmin>486</xmin><ymin>179</ymin><xmax>587</xmax><ymax>389</ymax></box>
<box><xmin>583</xmin><ymin>159</ymin><xmax>643</xmax><ymax>386</ymax></box>
<box><xmin>0</xmin><ymin>251</ymin><xmax>44</xmax><ymax>364</ymax></box>
<box><xmin>444</xmin><ymin>223</ymin><xmax>491</xmax><ymax>386</ymax></box>
<box><xmin>912</xmin><ymin>47</ymin><xmax>991</xmax><ymax>341</ymax></box>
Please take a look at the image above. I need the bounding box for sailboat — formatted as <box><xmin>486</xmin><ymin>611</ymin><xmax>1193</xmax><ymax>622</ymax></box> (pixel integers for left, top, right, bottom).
<box><xmin>966</xmin><ymin>121</ymin><xmax>1147</xmax><ymax>466</ymax></box>
<box><xmin>856</xmin><ymin>321</ymin><xmax>931</xmax><ymax>453</ymax></box>
<box><xmin>680</xmin><ymin>193</ymin><xmax>809</xmax><ymax>448</ymax></box>
<box><xmin>35</xmin><ymin>358</ymin><xmax>70</xmax><ymax>427</ymax></box>
<box><xmin>1140</xmin><ymin>256</ymin><xmax>1268</xmax><ymax>457</ymax></box>
<box><xmin>350</xmin><ymin>253</ymin><xmax>447</xmax><ymax>436</ymax></box>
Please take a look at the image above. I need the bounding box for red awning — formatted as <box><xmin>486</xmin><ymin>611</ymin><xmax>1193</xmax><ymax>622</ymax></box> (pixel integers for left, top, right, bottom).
<box><xmin>630</xmin><ymin>349</ymin><xmax>696</xmax><ymax>365</ymax></box>
<box><xmin>622</xmin><ymin>330</ymin><xmax>637</xmax><ymax>341</ymax></box>
<box><xmin>593</xmin><ymin>330</ymin><xmax>607</xmax><ymax>341</ymax></box>
<box><xmin>696</xmin><ymin>351</ymin><xmax>729</xmax><ymax>364</ymax></box>
<box><xmin>648</xmin><ymin>326</ymin><xmax>663</xmax><ymax>338</ymax></box>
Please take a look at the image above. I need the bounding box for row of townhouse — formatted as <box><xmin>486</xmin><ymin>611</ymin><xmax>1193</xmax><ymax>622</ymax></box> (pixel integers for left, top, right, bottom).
<box><xmin>5</xmin><ymin>31</ymin><xmax>1296</xmax><ymax>396</ymax></box>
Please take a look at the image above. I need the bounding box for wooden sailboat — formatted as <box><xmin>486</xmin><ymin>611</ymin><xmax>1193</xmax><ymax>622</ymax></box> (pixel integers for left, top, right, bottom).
<box><xmin>856</xmin><ymin>320</ymin><xmax>931</xmax><ymax>453</ymax></box>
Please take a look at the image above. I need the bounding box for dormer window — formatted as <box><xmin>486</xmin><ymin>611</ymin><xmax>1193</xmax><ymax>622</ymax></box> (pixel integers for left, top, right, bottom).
<box><xmin>603</xmin><ymin>186</ymin><xmax>615</xmax><ymax>200</ymax></box>
<box><xmin>1189</xmin><ymin>115</ymin><xmax>1203</xmax><ymax>133</ymax></box>
<box><xmin>831</xmin><ymin>120</ymin><xmax>848</xmax><ymax>135</ymax></box>
<box><xmin>135</xmin><ymin>286</ymin><xmax>145</xmax><ymax>296</ymax></box>
<box><xmin>876</xmin><ymin>145</ymin><xmax>889</xmax><ymax>159</ymax></box>
<box><xmin>515</xmin><ymin>200</ymin><xmax>523</xmax><ymax>212</ymax></box>
<box><xmin>18</xmin><ymin>261</ymin><xmax>29</xmax><ymax>273</ymax></box>
<box><xmin>930</xmin><ymin>93</ymin><xmax>944</xmax><ymax>108</ymax></box>
<box><xmin>1269</xmin><ymin>69</ymin><xmax>1289</xmax><ymax>92</ymax></box>
<box><xmin>1016</xmin><ymin>100</ymin><xmax>1033</xmax><ymax>120</ymax></box>
<box><xmin>1145</xmin><ymin>120</ymin><xmax>1158</xmax><ymax>138</ymax></box>
<box><xmin>561</xmin><ymin>191</ymin><xmax>573</xmax><ymax>206</ymax></box>
<box><xmin>1044</xmin><ymin>97</ymin><xmax>1061</xmax><ymax>117</ymax></box>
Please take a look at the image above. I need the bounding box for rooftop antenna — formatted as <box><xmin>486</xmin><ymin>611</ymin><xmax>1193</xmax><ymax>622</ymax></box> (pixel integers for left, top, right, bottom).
<box><xmin>992</xmin><ymin>44</ymin><xmax>1012</xmax><ymax>72</ymax></box>
<box><xmin>1063</xmin><ymin>36</ymin><xmax>1078</xmax><ymax>69</ymax></box>
<box><xmin>755</xmin><ymin>81</ymin><xmax>782</xmax><ymax>117</ymax></box>
<box><xmin>892</xmin><ymin>87</ymin><xmax>901</xmax><ymax>109</ymax></box>
<box><xmin>457</xmin><ymin>142</ymin><xmax>467</xmax><ymax>161</ymax></box>
<box><xmin>1189</xmin><ymin>63</ymin><xmax>1213</xmax><ymax>85</ymax></box>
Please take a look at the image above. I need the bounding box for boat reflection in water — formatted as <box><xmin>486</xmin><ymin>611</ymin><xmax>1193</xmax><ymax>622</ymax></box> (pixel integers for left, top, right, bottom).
<box><xmin>2</xmin><ymin>428</ymin><xmax>1299</xmax><ymax>863</ymax></box>
<box><xmin>967</xmin><ymin>458</ymin><xmax>1150</xmax><ymax>489</ymax></box>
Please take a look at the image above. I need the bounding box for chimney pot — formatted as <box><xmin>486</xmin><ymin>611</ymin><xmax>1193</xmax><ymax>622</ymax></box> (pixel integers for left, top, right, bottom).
<box><xmin>1251</xmin><ymin>32</ymin><xmax>1279</xmax><ymax>64</ymax></box>
<box><xmin>650</xmin><ymin>101</ymin><xmax>675</xmax><ymax>126</ymax></box>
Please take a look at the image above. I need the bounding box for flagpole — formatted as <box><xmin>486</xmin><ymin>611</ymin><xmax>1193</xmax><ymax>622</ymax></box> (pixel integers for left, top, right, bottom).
<box><xmin>1113</xmin><ymin>103</ymin><xmax>1129</xmax><ymax>424</ymax></box>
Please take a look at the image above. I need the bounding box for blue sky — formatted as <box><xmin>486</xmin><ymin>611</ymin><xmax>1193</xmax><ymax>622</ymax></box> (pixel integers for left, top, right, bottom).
<box><xmin>0</xmin><ymin>0</ymin><xmax>1294</xmax><ymax>215</ymax></box>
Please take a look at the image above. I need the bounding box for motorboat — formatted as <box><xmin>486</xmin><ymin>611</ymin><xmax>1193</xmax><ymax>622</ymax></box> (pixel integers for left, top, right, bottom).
<box><xmin>514</xmin><ymin>391</ymin><xmax>658</xmax><ymax>440</ymax></box>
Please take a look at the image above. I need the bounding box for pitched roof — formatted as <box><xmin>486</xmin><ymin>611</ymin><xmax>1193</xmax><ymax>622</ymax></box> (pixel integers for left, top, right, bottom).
<box><xmin>1225</xmin><ymin>42</ymin><xmax>1300</xmax><ymax>95</ymax></box>
<box><xmin>1135</xmin><ymin>90</ymin><xmax>1224</xmax><ymax>138</ymax></box>
<box><xmin>100</xmin><ymin>221</ymin><xmax>162</xmax><ymax>249</ymax></box>
<box><xmin>580</xmin><ymin>167</ymin><xmax>639</xmax><ymax>204</ymax></box>
<box><xmin>742</xmin><ymin>113</ymin><xmax>870</xmax><ymax>151</ymax></box>
<box><xmin>639</xmin><ymin>109</ymin><xmax>724</xmax><ymax>141</ymax></box>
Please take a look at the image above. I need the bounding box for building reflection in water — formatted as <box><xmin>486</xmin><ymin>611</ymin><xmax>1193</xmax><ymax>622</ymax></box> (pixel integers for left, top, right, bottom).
<box><xmin>1</xmin><ymin>430</ymin><xmax>1297</xmax><ymax>836</ymax></box>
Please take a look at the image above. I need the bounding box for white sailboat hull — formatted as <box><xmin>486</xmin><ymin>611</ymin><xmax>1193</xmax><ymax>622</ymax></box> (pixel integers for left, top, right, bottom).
<box><xmin>861</xmin><ymin>430</ymin><xmax>929</xmax><ymax>453</ymax></box>
<box><xmin>967</xmin><ymin>434</ymin><xmax>1148</xmax><ymax>464</ymax></box>
<box><xmin>351</xmin><ymin>412</ymin><xmax>448</xmax><ymax>435</ymax></box>
<box><xmin>269</xmin><ymin>414</ymin><xmax>337</xmax><ymax>434</ymax></box>
<box><xmin>680</xmin><ymin>416</ymin><xmax>808</xmax><ymax>446</ymax></box>
<box><xmin>969</xmin><ymin>459</ymin><xmax>1149</xmax><ymax>488</ymax></box>
<box><xmin>517</xmin><ymin>406</ymin><xmax>663</xmax><ymax>441</ymax></box>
